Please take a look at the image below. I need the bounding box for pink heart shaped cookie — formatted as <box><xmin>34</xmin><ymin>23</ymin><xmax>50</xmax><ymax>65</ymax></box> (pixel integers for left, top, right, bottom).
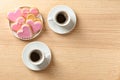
<box><xmin>17</xmin><ymin>24</ymin><xmax>33</xmax><ymax>39</ymax></box>
<box><xmin>11</xmin><ymin>17</ymin><xmax>25</xmax><ymax>32</ymax></box>
<box><xmin>11</xmin><ymin>23</ymin><xmax>21</xmax><ymax>32</ymax></box>
<box><xmin>17</xmin><ymin>17</ymin><xmax>25</xmax><ymax>24</ymax></box>
<box><xmin>30</xmin><ymin>8</ymin><xmax>39</xmax><ymax>16</ymax></box>
<box><xmin>22</xmin><ymin>8</ymin><xmax>30</xmax><ymax>18</ymax></box>
<box><xmin>26</xmin><ymin>20</ymin><xmax>42</xmax><ymax>34</ymax></box>
<box><xmin>22</xmin><ymin>8</ymin><xmax>39</xmax><ymax>18</ymax></box>
<box><xmin>7</xmin><ymin>9</ymin><xmax>22</xmax><ymax>22</ymax></box>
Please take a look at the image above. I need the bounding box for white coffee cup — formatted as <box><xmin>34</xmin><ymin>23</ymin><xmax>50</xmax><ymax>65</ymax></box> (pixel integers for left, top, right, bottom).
<box><xmin>28</xmin><ymin>49</ymin><xmax>45</xmax><ymax>66</ymax></box>
<box><xmin>47</xmin><ymin>5</ymin><xmax>77</xmax><ymax>34</ymax></box>
<box><xmin>54</xmin><ymin>11</ymin><xmax>70</xmax><ymax>26</ymax></box>
<box><xmin>48</xmin><ymin>10</ymin><xmax>73</xmax><ymax>27</ymax></box>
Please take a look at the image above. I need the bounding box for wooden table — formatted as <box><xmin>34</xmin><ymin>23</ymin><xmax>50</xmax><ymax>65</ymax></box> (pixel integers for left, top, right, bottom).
<box><xmin>0</xmin><ymin>0</ymin><xmax>120</xmax><ymax>80</ymax></box>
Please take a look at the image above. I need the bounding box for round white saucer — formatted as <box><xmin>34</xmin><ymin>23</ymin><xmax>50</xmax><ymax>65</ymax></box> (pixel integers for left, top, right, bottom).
<box><xmin>22</xmin><ymin>41</ymin><xmax>51</xmax><ymax>71</ymax></box>
<box><xmin>47</xmin><ymin>5</ymin><xmax>77</xmax><ymax>34</ymax></box>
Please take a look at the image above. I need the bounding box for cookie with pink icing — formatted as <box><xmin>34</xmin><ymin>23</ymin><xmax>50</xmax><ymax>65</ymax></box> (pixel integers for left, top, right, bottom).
<box><xmin>22</xmin><ymin>7</ymin><xmax>39</xmax><ymax>18</ymax></box>
<box><xmin>11</xmin><ymin>17</ymin><xmax>25</xmax><ymax>32</ymax></box>
<box><xmin>7</xmin><ymin>7</ymin><xmax>43</xmax><ymax>40</ymax></box>
<box><xmin>26</xmin><ymin>19</ymin><xmax>42</xmax><ymax>34</ymax></box>
<box><xmin>7</xmin><ymin>8</ymin><xmax>22</xmax><ymax>22</ymax></box>
<box><xmin>17</xmin><ymin>24</ymin><xmax>33</xmax><ymax>39</ymax></box>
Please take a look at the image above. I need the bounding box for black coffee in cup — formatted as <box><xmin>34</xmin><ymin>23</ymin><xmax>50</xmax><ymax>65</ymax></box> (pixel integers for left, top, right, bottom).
<box><xmin>30</xmin><ymin>50</ymin><xmax>42</xmax><ymax>62</ymax></box>
<box><xmin>56</xmin><ymin>12</ymin><xmax>68</xmax><ymax>24</ymax></box>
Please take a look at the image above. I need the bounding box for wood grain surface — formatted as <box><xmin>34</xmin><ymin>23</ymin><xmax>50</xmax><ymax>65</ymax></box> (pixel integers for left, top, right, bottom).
<box><xmin>0</xmin><ymin>0</ymin><xmax>120</xmax><ymax>80</ymax></box>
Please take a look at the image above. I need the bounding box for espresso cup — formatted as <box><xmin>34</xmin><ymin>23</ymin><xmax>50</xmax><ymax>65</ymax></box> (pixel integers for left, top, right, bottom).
<box><xmin>29</xmin><ymin>49</ymin><xmax>45</xmax><ymax>66</ymax></box>
<box><xmin>53</xmin><ymin>11</ymin><xmax>72</xmax><ymax>27</ymax></box>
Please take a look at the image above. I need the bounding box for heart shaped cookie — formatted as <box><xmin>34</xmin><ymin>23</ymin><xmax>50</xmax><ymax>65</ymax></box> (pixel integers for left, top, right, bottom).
<box><xmin>11</xmin><ymin>17</ymin><xmax>25</xmax><ymax>32</ymax></box>
<box><xmin>22</xmin><ymin>8</ymin><xmax>30</xmax><ymax>18</ymax></box>
<box><xmin>17</xmin><ymin>17</ymin><xmax>25</xmax><ymax>24</ymax></box>
<box><xmin>30</xmin><ymin>8</ymin><xmax>39</xmax><ymax>16</ymax></box>
<box><xmin>11</xmin><ymin>23</ymin><xmax>21</xmax><ymax>32</ymax></box>
<box><xmin>7</xmin><ymin>9</ymin><xmax>22</xmax><ymax>22</ymax></box>
<box><xmin>17</xmin><ymin>24</ymin><xmax>33</xmax><ymax>39</ymax></box>
<box><xmin>22</xmin><ymin>8</ymin><xmax>39</xmax><ymax>18</ymax></box>
<box><xmin>26</xmin><ymin>14</ymin><xmax>41</xmax><ymax>21</ymax></box>
<box><xmin>26</xmin><ymin>20</ymin><xmax>42</xmax><ymax>34</ymax></box>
